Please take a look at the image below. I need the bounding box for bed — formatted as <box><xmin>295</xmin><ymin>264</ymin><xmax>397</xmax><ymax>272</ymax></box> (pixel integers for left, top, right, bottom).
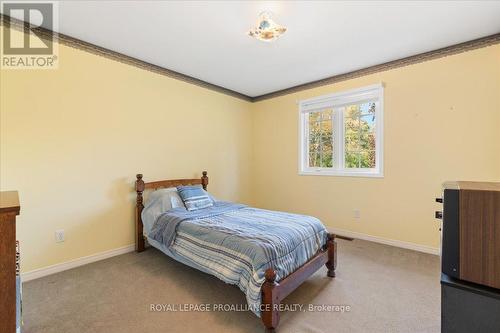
<box><xmin>134</xmin><ymin>172</ymin><xmax>337</xmax><ymax>332</ymax></box>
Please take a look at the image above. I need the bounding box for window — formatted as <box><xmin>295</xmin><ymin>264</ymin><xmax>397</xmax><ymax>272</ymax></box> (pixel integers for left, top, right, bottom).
<box><xmin>299</xmin><ymin>84</ymin><xmax>383</xmax><ymax>177</ymax></box>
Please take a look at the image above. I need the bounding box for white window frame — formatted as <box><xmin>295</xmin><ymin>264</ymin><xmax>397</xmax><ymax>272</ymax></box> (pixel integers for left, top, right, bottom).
<box><xmin>298</xmin><ymin>83</ymin><xmax>384</xmax><ymax>178</ymax></box>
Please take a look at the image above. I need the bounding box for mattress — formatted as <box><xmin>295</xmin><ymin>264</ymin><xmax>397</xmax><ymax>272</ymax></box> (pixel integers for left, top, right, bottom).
<box><xmin>143</xmin><ymin>202</ymin><xmax>327</xmax><ymax>316</ymax></box>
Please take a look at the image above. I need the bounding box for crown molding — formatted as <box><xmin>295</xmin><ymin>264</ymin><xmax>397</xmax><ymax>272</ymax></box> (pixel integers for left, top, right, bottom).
<box><xmin>2</xmin><ymin>14</ymin><xmax>499</xmax><ymax>103</ymax></box>
<box><xmin>0</xmin><ymin>14</ymin><xmax>253</xmax><ymax>102</ymax></box>
<box><xmin>253</xmin><ymin>33</ymin><xmax>500</xmax><ymax>102</ymax></box>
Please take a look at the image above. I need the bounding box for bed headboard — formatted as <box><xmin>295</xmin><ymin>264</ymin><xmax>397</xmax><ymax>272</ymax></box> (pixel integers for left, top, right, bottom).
<box><xmin>134</xmin><ymin>171</ymin><xmax>209</xmax><ymax>252</ymax></box>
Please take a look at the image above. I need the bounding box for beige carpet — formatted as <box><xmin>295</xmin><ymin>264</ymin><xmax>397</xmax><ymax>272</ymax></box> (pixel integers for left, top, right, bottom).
<box><xmin>22</xmin><ymin>239</ymin><xmax>440</xmax><ymax>333</ymax></box>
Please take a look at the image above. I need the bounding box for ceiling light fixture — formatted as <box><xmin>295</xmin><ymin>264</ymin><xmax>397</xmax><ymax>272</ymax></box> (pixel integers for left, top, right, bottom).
<box><xmin>248</xmin><ymin>11</ymin><xmax>287</xmax><ymax>42</ymax></box>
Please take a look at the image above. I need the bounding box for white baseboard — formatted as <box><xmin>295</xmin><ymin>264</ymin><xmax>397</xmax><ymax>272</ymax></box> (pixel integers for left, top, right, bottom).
<box><xmin>21</xmin><ymin>230</ymin><xmax>438</xmax><ymax>281</ymax></box>
<box><xmin>329</xmin><ymin>227</ymin><xmax>440</xmax><ymax>255</ymax></box>
<box><xmin>21</xmin><ymin>244</ymin><xmax>135</xmax><ymax>282</ymax></box>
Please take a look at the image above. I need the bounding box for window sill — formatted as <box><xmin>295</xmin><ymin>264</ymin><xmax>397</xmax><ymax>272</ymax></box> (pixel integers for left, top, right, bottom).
<box><xmin>299</xmin><ymin>169</ymin><xmax>384</xmax><ymax>178</ymax></box>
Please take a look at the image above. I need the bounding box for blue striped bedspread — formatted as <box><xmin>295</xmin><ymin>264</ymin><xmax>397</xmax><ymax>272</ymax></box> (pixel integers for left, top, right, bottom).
<box><xmin>148</xmin><ymin>202</ymin><xmax>328</xmax><ymax>316</ymax></box>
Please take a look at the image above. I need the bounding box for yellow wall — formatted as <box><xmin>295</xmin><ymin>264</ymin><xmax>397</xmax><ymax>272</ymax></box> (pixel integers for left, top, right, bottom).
<box><xmin>0</xmin><ymin>28</ymin><xmax>253</xmax><ymax>272</ymax></box>
<box><xmin>251</xmin><ymin>44</ymin><xmax>500</xmax><ymax>250</ymax></box>
<box><xmin>2</xmin><ymin>24</ymin><xmax>499</xmax><ymax>273</ymax></box>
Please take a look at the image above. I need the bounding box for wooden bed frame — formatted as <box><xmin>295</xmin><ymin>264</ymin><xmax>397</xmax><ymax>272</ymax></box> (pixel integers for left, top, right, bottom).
<box><xmin>135</xmin><ymin>172</ymin><xmax>337</xmax><ymax>333</ymax></box>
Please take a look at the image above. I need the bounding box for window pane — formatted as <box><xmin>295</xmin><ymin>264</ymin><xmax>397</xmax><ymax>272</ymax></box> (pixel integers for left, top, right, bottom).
<box><xmin>321</xmin><ymin>132</ymin><xmax>333</xmax><ymax>167</ymax></box>
<box><xmin>309</xmin><ymin>131</ymin><xmax>320</xmax><ymax>149</ymax></box>
<box><xmin>322</xmin><ymin>149</ymin><xmax>333</xmax><ymax>167</ymax></box>
<box><xmin>321</xmin><ymin>109</ymin><xmax>333</xmax><ymax>121</ymax></box>
<box><xmin>362</xmin><ymin>102</ymin><xmax>376</xmax><ymax>115</ymax></box>
<box><xmin>359</xmin><ymin>150</ymin><xmax>376</xmax><ymax>168</ymax></box>
<box><xmin>345</xmin><ymin>104</ymin><xmax>361</xmax><ymax>119</ymax></box>
<box><xmin>360</xmin><ymin>114</ymin><xmax>376</xmax><ymax>151</ymax></box>
<box><xmin>309</xmin><ymin>150</ymin><xmax>320</xmax><ymax>167</ymax></box>
<box><xmin>345</xmin><ymin>151</ymin><xmax>359</xmax><ymax>168</ymax></box>
<box><xmin>307</xmin><ymin>109</ymin><xmax>334</xmax><ymax>168</ymax></box>
<box><xmin>308</xmin><ymin>111</ymin><xmax>321</xmax><ymax>123</ymax></box>
<box><xmin>344</xmin><ymin>102</ymin><xmax>377</xmax><ymax>169</ymax></box>
<box><xmin>344</xmin><ymin>116</ymin><xmax>360</xmax><ymax>151</ymax></box>
<box><xmin>300</xmin><ymin>85</ymin><xmax>382</xmax><ymax>176</ymax></box>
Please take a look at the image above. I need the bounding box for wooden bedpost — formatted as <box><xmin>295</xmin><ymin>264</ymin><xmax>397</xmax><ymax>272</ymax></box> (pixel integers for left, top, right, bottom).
<box><xmin>201</xmin><ymin>171</ymin><xmax>209</xmax><ymax>190</ymax></box>
<box><xmin>261</xmin><ymin>269</ymin><xmax>280</xmax><ymax>333</ymax></box>
<box><xmin>326</xmin><ymin>233</ymin><xmax>337</xmax><ymax>277</ymax></box>
<box><xmin>135</xmin><ymin>174</ymin><xmax>145</xmax><ymax>252</ymax></box>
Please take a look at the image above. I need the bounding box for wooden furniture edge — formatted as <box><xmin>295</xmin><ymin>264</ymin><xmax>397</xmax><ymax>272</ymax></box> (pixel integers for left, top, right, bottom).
<box><xmin>261</xmin><ymin>233</ymin><xmax>337</xmax><ymax>332</ymax></box>
<box><xmin>458</xmin><ymin>188</ymin><xmax>500</xmax><ymax>289</ymax></box>
<box><xmin>134</xmin><ymin>172</ymin><xmax>209</xmax><ymax>252</ymax></box>
<box><xmin>0</xmin><ymin>191</ymin><xmax>20</xmax><ymax>215</ymax></box>
<box><xmin>0</xmin><ymin>191</ymin><xmax>20</xmax><ymax>333</ymax></box>
<box><xmin>443</xmin><ymin>181</ymin><xmax>500</xmax><ymax>192</ymax></box>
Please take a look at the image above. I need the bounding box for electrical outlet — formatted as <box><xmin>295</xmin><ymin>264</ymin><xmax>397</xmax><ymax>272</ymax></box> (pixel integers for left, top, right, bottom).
<box><xmin>55</xmin><ymin>229</ymin><xmax>65</xmax><ymax>243</ymax></box>
<box><xmin>353</xmin><ymin>209</ymin><xmax>361</xmax><ymax>219</ymax></box>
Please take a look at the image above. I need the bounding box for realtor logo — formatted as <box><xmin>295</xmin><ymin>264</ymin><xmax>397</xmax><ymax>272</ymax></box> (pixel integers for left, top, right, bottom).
<box><xmin>1</xmin><ymin>1</ymin><xmax>59</xmax><ymax>69</ymax></box>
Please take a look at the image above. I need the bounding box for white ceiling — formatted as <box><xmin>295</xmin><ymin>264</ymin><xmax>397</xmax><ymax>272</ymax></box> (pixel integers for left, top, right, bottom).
<box><xmin>5</xmin><ymin>1</ymin><xmax>500</xmax><ymax>97</ymax></box>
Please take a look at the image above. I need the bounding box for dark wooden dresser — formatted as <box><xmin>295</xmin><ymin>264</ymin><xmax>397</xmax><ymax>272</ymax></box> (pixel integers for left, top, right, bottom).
<box><xmin>438</xmin><ymin>181</ymin><xmax>500</xmax><ymax>289</ymax></box>
<box><xmin>437</xmin><ymin>181</ymin><xmax>500</xmax><ymax>332</ymax></box>
<box><xmin>0</xmin><ymin>191</ymin><xmax>20</xmax><ymax>333</ymax></box>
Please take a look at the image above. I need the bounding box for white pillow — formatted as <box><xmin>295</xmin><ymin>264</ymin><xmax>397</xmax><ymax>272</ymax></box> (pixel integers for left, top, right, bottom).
<box><xmin>141</xmin><ymin>188</ymin><xmax>185</xmax><ymax>236</ymax></box>
<box><xmin>145</xmin><ymin>188</ymin><xmax>184</xmax><ymax>210</ymax></box>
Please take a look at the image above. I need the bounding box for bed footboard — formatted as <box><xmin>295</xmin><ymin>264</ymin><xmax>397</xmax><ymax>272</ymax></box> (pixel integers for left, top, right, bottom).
<box><xmin>326</xmin><ymin>233</ymin><xmax>337</xmax><ymax>277</ymax></box>
<box><xmin>261</xmin><ymin>233</ymin><xmax>337</xmax><ymax>332</ymax></box>
<box><xmin>135</xmin><ymin>174</ymin><xmax>146</xmax><ymax>252</ymax></box>
<box><xmin>262</xmin><ymin>269</ymin><xmax>280</xmax><ymax>333</ymax></box>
